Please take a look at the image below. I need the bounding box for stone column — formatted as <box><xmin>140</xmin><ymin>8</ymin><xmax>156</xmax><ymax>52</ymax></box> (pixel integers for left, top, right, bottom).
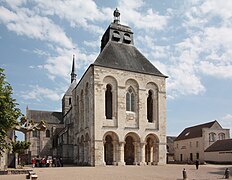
<box><xmin>133</xmin><ymin>142</ymin><xmax>138</xmax><ymax>165</ymax></box>
<box><xmin>112</xmin><ymin>141</ymin><xmax>117</xmax><ymax>165</ymax></box>
<box><xmin>102</xmin><ymin>140</ymin><xmax>106</xmax><ymax>165</ymax></box>
<box><xmin>153</xmin><ymin>143</ymin><xmax>159</xmax><ymax>165</ymax></box>
<box><xmin>84</xmin><ymin>141</ymin><xmax>87</xmax><ymax>164</ymax></box>
<box><xmin>150</xmin><ymin>146</ymin><xmax>153</xmax><ymax>165</ymax></box>
<box><xmin>118</xmin><ymin>142</ymin><xmax>125</xmax><ymax>166</ymax></box>
<box><xmin>139</xmin><ymin>143</ymin><xmax>146</xmax><ymax>165</ymax></box>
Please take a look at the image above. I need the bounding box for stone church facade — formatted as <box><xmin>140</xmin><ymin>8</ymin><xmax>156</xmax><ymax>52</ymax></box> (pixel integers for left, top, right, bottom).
<box><xmin>26</xmin><ymin>9</ymin><xmax>167</xmax><ymax>166</ymax></box>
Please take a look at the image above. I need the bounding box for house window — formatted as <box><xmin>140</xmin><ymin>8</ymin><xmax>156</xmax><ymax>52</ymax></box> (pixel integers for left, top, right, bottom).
<box><xmin>218</xmin><ymin>133</ymin><xmax>225</xmax><ymax>140</ymax></box>
<box><xmin>180</xmin><ymin>154</ymin><xmax>183</xmax><ymax>161</ymax></box>
<box><xmin>196</xmin><ymin>153</ymin><xmax>199</xmax><ymax>159</ymax></box>
<box><xmin>69</xmin><ymin>97</ymin><xmax>71</xmax><ymax>105</ymax></box>
<box><xmin>147</xmin><ymin>90</ymin><xmax>153</xmax><ymax>122</ymax></box>
<box><xmin>46</xmin><ymin>129</ymin><xmax>50</xmax><ymax>137</ymax></box>
<box><xmin>105</xmin><ymin>84</ymin><xmax>112</xmax><ymax>119</ymax></box>
<box><xmin>209</xmin><ymin>132</ymin><xmax>216</xmax><ymax>142</ymax></box>
<box><xmin>196</xmin><ymin>141</ymin><xmax>199</xmax><ymax>148</ymax></box>
<box><xmin>190</xmin><ymin>153</ymin><xmax>193</xmax><ymax>161</ymax></box>
<box><xmin>32</xmin><ymin>130</ymin><xmax>38</xmax><ymax>137</ymax></box>
<box><xmin>126</xmin><ymin>87</ymin><xmax>135</xmax><ymax>112</ymax></box>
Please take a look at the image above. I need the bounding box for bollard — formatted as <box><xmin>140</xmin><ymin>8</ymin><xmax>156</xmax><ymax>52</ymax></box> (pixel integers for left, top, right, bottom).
<box><xmin>183</xmin><ymin>168</ymin><xmax>188</xmax><ymax>180</ymax></box>
<box><xmin>225</xmin><ymin>168</ymin><xmax>230</xmax><ymax>179</ymax></box>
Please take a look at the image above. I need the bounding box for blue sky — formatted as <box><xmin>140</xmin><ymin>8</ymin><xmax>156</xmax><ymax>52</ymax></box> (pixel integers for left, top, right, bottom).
<box><xmin>0</xmin><ymin>0</ymin><xmax>232</xmax><ymax>140</ymax></box>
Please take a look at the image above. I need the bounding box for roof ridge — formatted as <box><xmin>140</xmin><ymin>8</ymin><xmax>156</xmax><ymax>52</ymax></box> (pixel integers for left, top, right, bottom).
<box><xmin>28</xmin><ymin>109</ymin><xmax>62</xmax><ymax>113</ymax></box>
<box><xmin>185</xmin><ymin>120</ymin><xmax>217</xmax><ymax>130</ymax></box>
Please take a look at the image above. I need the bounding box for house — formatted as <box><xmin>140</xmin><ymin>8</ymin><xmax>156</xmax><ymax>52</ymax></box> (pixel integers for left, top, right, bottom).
<box><xmin>205</xmin><ymin>139</ymin><xmax>232</xmax><ymax>164</ymax></box>
<box><xmin>174</xmin><ymin>120</ymin><xmax>230</xmax><ymax>163</ymax></box>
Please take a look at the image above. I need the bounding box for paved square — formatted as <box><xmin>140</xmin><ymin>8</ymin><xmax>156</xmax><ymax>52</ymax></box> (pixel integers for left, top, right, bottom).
<box><xmin>1</xmin><ymin>164</ymin><xmax>231</xmax><ymax>180</ymax></box>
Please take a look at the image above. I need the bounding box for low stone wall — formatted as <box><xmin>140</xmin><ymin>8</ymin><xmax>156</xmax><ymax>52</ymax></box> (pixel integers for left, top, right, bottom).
<box><xmin>0</xmin><ymin>169</ymin><xmax>32</xmax><ymax>175</ymax></box>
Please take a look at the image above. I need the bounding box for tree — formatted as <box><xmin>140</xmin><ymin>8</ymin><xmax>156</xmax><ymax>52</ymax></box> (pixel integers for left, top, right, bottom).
<box><xmin>11</xmin><ymin>141</ymin><xmax>31</xmax><ymax>155</ymax></box>
<box><xmin>11</xmin><ymin>141</ymin><xmax>31</xmax><ymax>166</ymax></box>
<box><xmin>0</xmin><ymin>68</ymin><xmax>21</xmax><ymax>156</ymax></box>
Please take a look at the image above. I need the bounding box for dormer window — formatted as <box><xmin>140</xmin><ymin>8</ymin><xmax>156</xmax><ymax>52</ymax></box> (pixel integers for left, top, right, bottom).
<box><xmin>112</xmin><ymin>31</ymin><xmax>120</xmax><ymax>41</ymax></box>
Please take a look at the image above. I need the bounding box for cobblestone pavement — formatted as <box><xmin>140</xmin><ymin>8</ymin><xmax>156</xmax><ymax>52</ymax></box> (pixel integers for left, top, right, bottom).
<box><xmin>1</xmin><ymin>164</ymin><xmax>231</xmax><ymax>180</ymax></box>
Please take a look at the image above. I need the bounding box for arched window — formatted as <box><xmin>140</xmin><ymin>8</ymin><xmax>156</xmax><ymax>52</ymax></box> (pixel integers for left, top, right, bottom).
<box><xmin>105</xmin><ymin>84</ymin><xmax>112</xmax><ymax>119</ymax></box>
<box><xmin>46</xmin><ymin>129</ymin><xmax>50</xmax><ymax>137</ymax></box>
<box><xmin>147</xmin><ymin>90</ymin><xmax>153</xmax><ymax>122</ymax></box>
<box><xmin>218</xmin><ymin>133</ymin><xmax>225</xmax><ymax>140</ymax></box>
<box><xmin>209</xmin><ymin>133</ymin><xmax>216</xmax><ymax>142</ymax></box>
<box><xmin>126</xmin><ymin>87</ymin><xmax>135</xmax><ymax>112</ymax></box>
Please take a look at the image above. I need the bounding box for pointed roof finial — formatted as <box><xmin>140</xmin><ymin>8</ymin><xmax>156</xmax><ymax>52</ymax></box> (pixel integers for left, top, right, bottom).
<box><xmin>113</xmin><ymin>8</ymin><xmax>120</xmax><ymax>24</ymax></box>
<box><xmin>71</xmin><ymin>54</ymin><xmax>77</xmax><ymax>83</ymax></box>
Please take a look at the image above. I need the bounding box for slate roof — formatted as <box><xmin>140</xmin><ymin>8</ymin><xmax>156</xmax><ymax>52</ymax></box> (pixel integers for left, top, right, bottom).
<box><xmin>54</xmin><ymin>127</ymin><xmax>64</xmax><ymax>136</ymax></box>
<box><xmin>64</xmin><ymin>80</ymin><xmax>77</xmax><ymax>96</ymax></box>
<box><xmin>167</xmin><ymin>136</ymin><xmax>176</xmax><ymax>143</ymax></box>
<box><xmin>93</xmin><ymin>41</ymin><xmax>167</xmax><ymax>77</ymax></box>
<box><xmin>205</xmin><ymin>139</ymin><xmax>232</xmax><ymax>152</ymax></box>
<box><xmin>175</xmin><ymin>120</ymin><xmax>217</xmax><ymax>141</ymax></box>
<box><xmin>27</xmin><ymin>110</ymin><xmax>62</xmax><ymax>124</ymax></box>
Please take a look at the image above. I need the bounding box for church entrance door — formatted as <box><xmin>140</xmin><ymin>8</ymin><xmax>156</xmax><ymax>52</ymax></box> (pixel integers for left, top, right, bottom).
<box><xmin>124</xmin><ymin>136</ymin><xmax>134</xmax><ymax>165</ymax></box>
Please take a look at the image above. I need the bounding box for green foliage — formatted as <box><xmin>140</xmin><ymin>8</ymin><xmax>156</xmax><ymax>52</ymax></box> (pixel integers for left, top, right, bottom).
<box><xmin>0</xmin><ymin>68</ymin><xmax>21</xmax><ymax>156</ymax></box>
<box><xmin>11</xmin><ymin>141</ymin><xmax>31</xmax><ymax>155</ymax></box>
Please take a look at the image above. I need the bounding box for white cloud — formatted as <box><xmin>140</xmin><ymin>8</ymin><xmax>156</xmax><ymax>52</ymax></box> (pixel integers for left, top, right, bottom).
<box><xmin>118</xmin><ymin>0</ymin><xmax>169</xmax><ymax>30</ymax></box>
<box><xmin>21</xmin><ymin>85</ymin><xmax>61</xmax><ymax>101</ymax></box>
<box><xmin>83</xmin><ymin>40</ymin><xmax>100</xmax><ymax>49</ymax></box>
<box><xmin>34</xmin><ymin>0</ymin><xmax>107</xmax><ymax>34</ymax></box>
<box><xmin>0</xmin><ymin>6</ymin><xmax>73</xmax><ymax>49</ymax></box>
<box><xmin>2</xmin><ymin>0</ymin><xmax>231</xmax><ymax>100</ymax></box>
<box><xmin>160</xmin><ymin>0</ymin><xmax>232</xmax><ymax>98</ymax></box>
<box><xmin>199</xmin><ymin>62</ymin><xmax>232</xmax><ymax>79</ymax></box>
<box><xmin>33</xmin><ymin>49</ymin><xmax>50</xmax><ymax>57</ymax></box>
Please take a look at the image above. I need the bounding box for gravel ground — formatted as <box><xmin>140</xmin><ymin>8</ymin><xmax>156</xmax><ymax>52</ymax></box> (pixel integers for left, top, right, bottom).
<box><xmin>1</xmin><ymin>164</ymin><xmax>231</xmax><ymax>180</ymax></box>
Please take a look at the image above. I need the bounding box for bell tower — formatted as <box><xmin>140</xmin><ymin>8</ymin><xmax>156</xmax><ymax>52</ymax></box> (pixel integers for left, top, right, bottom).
<box><xmin>100</xmin><ymin>8</ymin><xmax>134</xmax><ymax>52</ymax></box>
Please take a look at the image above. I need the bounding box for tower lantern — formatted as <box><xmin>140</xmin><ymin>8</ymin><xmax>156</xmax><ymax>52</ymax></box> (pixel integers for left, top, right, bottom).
<box><xmin>113</xmin><ymin>8</ymin><xmax>120</xmax><ymax>24</ymax></box>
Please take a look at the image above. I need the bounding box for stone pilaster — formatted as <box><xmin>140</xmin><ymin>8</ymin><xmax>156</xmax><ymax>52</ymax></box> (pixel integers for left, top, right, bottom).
<box><xmin>139</xmin><ymin>142</ymin><xmax>146</xmax><ymax>165</ymax></box>
<box><xmin>118</xmin><ymin>142</ymin><xmax>125</xmax><ymax>166</ymax></box>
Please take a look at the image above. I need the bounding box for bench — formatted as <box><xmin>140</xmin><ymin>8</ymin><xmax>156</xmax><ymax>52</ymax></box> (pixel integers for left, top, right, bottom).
<box><xmin>26</xmin><ymin>171</ymin><xmax>38</xmax><ymax>179</ymax></box>
<box><xmin>31</xmin><ymin>174</ymin><xmax>38</xmax><ymax>180</ymax></box>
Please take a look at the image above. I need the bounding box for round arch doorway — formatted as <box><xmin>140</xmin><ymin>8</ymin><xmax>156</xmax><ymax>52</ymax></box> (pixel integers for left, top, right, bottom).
<box><xmin>124</xmin><ymin>136</ymin><xmax>135</xmax><ymax>165</ymax></box>
<box><xmin>104</xmin><ymin>135</ymin><xmax>113</xmax><ymax>165</ymax></box>
<box><xmin>145</xmin><ymin>134</ymin><xmax>159</xmax><ymax>165</ymax></box>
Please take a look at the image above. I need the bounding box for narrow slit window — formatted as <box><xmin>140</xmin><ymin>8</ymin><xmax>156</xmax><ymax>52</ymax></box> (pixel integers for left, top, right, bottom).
<box><xmin>105</xmin><ymin>84</ymin><xmax>112</xmax><ymax>119</ymax></box>
<box><xmin>147</xmin><ymin>90</ymin><xmax>153</xmax><ymax>122</ymax></box>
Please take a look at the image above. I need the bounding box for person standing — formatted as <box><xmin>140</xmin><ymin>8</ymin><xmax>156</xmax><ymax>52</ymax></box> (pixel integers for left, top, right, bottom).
<box><xmin>31</xmin><ymin>158</ymin><xmax>36</xmax><ymax>168</ymax></box>
<box><xmin>195</xmin><ymin>159</ymin><xmax>199</xmax><ymax>170</ymax></box>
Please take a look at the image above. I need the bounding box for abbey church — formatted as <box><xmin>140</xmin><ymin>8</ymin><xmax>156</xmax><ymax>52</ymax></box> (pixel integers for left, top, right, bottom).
<box><xmin>25</xmin><ymin>9</ymin><xmax>167</xmax><ymax>166</ymax></box>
